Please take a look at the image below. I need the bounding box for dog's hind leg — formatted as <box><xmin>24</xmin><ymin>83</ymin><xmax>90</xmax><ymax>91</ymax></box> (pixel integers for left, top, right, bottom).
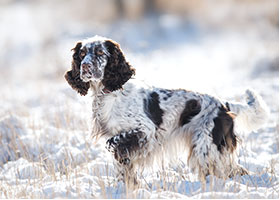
<box><xmin>187</xmin><ymin>128</ymin><xmax>248</xmax><ymax>181</ymax></box>
<box><xmin>187</xmin><ymin>129</ymin><xmax>214</xmax><ymax>181</ymax></box>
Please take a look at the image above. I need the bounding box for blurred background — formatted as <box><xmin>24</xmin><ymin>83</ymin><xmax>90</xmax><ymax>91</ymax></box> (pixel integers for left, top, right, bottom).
<box><xmin>0</xmin><ymin>0</ymin><xmax>278</xmax><ymax>117</ymax></box>
<box><xmin>0</xmin><ymin>1</ymin><xmax>278</xmax><ymax>198</ymax></box>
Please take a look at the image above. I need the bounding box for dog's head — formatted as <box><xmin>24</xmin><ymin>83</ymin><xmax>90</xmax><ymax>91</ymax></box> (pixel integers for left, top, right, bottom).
<box><xmin>65</xmin><ymin>36</ymin><xmax>135</xmax><ymax>95</ymax></box>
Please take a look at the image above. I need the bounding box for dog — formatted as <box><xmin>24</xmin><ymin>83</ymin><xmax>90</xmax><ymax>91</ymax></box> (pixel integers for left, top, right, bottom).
<box><xmin>65</xmin><ymin>35</ymin><xmax>269</xmax><ymax>186</ymax></box>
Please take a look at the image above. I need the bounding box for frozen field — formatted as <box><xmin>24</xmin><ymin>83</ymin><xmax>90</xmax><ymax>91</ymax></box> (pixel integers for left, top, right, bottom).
<box><xmin>0</xmin><ymin>1</ymin><xmax>279</xmax><ymax>198</ymax></box>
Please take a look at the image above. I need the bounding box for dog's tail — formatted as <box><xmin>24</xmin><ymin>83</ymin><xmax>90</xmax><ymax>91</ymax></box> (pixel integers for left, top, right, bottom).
<box><xmin>226</xmin><ymin>89</ymin><xmax>269</xmax><ymax>133</ymax></box>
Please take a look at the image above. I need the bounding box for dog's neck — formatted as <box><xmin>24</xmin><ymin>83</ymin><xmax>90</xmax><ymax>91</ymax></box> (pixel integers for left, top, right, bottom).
<box><xmin>90</xmin><ymin>81</ymin><xmax>113</xmax><ymax>116</ymax></box>
<box><xmin>89</xmin><ymin>81</ymin><xmax>107</xmax><ymax>95</ymax></box>
<box><xmin>89</xmin><ymin>81</ymin><xmax>118</xmax><ymax>139</ymax></box>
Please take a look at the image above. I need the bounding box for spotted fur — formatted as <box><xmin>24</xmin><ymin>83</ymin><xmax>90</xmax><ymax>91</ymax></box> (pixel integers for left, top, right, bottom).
<box><xmin>65</xmin><ymin>36</ymin><xmax>269</xmax><ymax>186</ymax></box>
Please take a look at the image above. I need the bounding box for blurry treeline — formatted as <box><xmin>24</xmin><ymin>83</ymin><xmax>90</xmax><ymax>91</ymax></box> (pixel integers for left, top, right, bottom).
<box><xmin>0</xmin><ymin>0</ymin><xmax>278</xmax><ymax>82</ymax></box>
<box><xmin>1</xmin><ymin>0</ymin><xmax>277</xmax><ymax>27</ymax></box>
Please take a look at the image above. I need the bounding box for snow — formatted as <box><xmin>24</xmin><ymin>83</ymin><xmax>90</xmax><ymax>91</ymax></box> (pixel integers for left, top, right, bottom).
<box><xmin>0</xmin><ymin>1</ymin><xmax>278</xmax><ymax>199</ymax></box>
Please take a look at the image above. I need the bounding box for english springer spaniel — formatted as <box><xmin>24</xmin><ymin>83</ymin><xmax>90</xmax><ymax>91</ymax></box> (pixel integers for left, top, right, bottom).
<box><xmin>65</xmin><ymin>36</ymin><xmax>269</xmax><ymax>186</ymax></box>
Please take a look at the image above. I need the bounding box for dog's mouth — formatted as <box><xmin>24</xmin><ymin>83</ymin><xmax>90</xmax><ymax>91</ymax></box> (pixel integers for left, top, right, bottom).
<box><xmin>91</xmin><ymin>70</ymin><xmax>102</xmax><ymax>79</ymax></box>
<box><xmin>81</xmin><ymin>67</ymin><xmax>103</xmax><ymax>82</ymax></box>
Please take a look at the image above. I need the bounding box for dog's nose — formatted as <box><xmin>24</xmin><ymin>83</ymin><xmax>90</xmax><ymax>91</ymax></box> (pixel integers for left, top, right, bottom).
<box><xmin>82</xmin><ymin>63</ymin><xmax>90</xmax><ymax>72</ymax></box>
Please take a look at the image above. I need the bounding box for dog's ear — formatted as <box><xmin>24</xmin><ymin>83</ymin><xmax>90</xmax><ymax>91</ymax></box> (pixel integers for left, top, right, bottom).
<box><xmin>64</xmin><ymin>42</ymin><xmax>90</xmax><ymax>96</ymax></box>
<box><xmin>102</xmin><ymin>40</ymin><xmax>135</xmax><ymax>92</ymax></box>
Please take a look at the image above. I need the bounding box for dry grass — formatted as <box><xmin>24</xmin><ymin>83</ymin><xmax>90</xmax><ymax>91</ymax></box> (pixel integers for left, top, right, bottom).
<box><xmin>0</xmin><ymin>89</ymin><xmax>278</xmax><ymax>199</ymax></box>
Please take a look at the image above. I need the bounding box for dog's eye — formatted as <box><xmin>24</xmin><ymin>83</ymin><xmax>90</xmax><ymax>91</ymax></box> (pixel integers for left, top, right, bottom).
<box><xmin>96</xmin><ymin>49</ymin><xmax>104</xmax><ymax>56</ymax></box>
<box><xmin>80</xmin><ymin>51</ymin><xmax>86</xmax><ymax>57</ymax></box>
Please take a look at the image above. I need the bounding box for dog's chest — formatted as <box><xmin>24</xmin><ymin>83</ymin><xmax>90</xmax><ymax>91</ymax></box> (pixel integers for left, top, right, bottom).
<box><xmin>94</xmin><ymin>92</ymin><xmax>146</xmax><ymax>135</ymax></box>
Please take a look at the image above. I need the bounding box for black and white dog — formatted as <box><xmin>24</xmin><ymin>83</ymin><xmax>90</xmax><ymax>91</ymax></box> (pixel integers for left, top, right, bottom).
<box><xmin>65</xmin><ymin>36</ymin><xmax>269</xmax><ymax>185</ymax></box>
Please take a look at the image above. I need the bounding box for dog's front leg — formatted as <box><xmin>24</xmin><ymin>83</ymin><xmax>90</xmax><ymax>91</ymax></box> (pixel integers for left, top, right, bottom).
<box><xmin>106</xmin><ymin>128</ymin><xmax>147</xmax><ymax>165</ymax></box>
<box><xmin>106</xmin><ymin>128</ymin><xmax>148</xmax><ymax>187</ymax></box>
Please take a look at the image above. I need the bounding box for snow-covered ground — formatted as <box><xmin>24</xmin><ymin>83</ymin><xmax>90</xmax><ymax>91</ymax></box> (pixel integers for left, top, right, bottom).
<box><xmin>0</xmin><ymin>1</ymin><xmax>278</xmax><ymax>198</ymax></box>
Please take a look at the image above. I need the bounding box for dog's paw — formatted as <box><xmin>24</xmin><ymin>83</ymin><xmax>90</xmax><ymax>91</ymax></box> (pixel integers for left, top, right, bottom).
<box><xmin>106</xmin><ymin>130</ymin><xmax>146</xmax><ymax>165</ymax></box>
<box><xmin>106</xmin><ymin>136</ymin><xmax>132</xmax><ymax>165</ymax></box>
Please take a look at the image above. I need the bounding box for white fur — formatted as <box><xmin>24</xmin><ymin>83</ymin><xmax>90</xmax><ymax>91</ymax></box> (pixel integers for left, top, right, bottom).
<box><xmin>228</xmin><ymin>89</ymin><xmax>269</xmax><ymax>133</ymax></box>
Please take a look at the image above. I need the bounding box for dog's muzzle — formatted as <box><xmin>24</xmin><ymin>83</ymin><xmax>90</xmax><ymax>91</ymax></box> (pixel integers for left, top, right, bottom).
<box><xmin>81</xmin><ymin>62</ymin><xmax>102</xmax><ymax>81</ymax></box>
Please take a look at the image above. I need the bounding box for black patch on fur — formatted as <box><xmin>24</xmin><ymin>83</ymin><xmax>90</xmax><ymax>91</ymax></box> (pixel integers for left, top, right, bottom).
<box><xmin>102</xmin><ymin>40</ymin><xmax>135</xmax><ymax>92</ymax></box>
<box><xmin>64</xmin><ymin>42</ymin><xmax>90</xmax><ymax>96</ymax></box>
<box><xmin>179</xmin><ymin>99</ymin><xmax>201</xmax><ymax>126</ymax></box>
<box><xmin>143</xmin><ymin>92</ymin><xmax>164</xmax><ymax>127</ymax></box>
<box><xmin>212</xmin><ymin>106</ymin><xmax>237</xmax><ymax>153</ymax></box>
